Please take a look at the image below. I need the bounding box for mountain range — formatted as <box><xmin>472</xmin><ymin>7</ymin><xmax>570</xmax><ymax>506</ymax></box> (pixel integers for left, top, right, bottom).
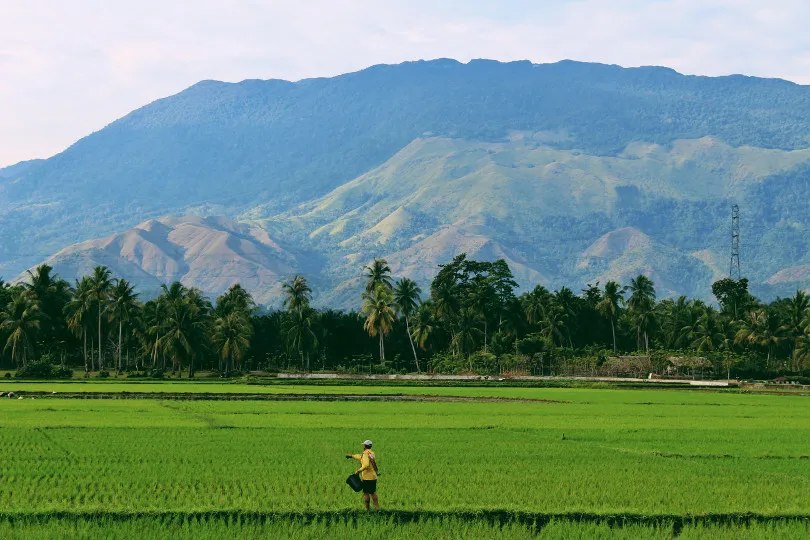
<box><xmin>3</xmin><ymin>59</ymin><xmax>810</xmax><ymax>307</ymax></box>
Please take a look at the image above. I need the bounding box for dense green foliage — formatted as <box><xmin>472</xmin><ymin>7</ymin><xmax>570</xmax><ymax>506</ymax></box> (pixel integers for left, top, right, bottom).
<box><xmin>3</xmin><ymin>258</ymin><xmax>810</xmax><ymax>379</ymax></box>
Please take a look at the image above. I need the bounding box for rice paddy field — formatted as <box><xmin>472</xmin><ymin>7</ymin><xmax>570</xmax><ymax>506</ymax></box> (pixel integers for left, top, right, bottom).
<box><xmin>1</xmin><ymin>380</ymin><xmax>809</xmax><ymax>538</ymax></box>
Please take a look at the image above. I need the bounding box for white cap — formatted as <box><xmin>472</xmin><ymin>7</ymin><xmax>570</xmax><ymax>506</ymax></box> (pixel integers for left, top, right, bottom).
<box><xmin>363</xmin><ymin>440</ymin><xmax>373</xmax><ymax>447</ymax></box>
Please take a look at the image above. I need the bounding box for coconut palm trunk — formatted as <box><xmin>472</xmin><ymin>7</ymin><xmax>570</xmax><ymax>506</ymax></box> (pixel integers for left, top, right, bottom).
<box><xmin>152</xmin><ymin>333</ymin><xmax>159</xmax><ymax>368</ymax></box>
<box><xmin>610</xmin><ymin>318</ymin><xmax>617</xmax><ymax>354</ymax></box>
<box><xmin>97</xmin><ymin>307</ymin><xmax>103</xmax><ymax>371</ymax></box>
<box><xmin>404</xmin><ymin>315</ymin><xmax>420</xmax><ymax>372</ymax></box>
<box><xmin>83</xmin><ymin>328</ymin><xmax>88</xmax><ymax>372</ymax></box>
<box><xmin>117</xmin><ymin>319</ymin><xmax>123</xmax><ymax>374</ymax></box>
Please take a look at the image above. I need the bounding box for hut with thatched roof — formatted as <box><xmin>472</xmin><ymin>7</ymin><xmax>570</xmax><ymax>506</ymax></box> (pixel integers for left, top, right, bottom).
<box><xmin>666</xmin><ymin>356</ymin><xmax>713</xmax><ymax>379</ymax></box>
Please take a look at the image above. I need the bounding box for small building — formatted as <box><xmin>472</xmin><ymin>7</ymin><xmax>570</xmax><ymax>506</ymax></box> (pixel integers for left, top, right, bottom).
<box><xmin>665</xmin><ymin>356</ymin><xmax>713</xmax><ymax>379</ymax></box>
<box><xmin>601</xmin><ymin>356</ymin><xmax>653</xmax><ymax>378</ymax></box>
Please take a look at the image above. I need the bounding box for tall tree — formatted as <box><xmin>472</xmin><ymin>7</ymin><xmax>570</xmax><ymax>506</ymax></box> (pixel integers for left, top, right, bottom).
<box><xmin>361</xmin><ymin>283</ymin><xmax>396</xmax><ymax>362</ymax></box>
<box><xmin>0</xmin><ymin>291</ymin><xmax>42</xmax><ymax>367</ymax></box>
<box><xmin>282</xmin><ymin>306</ymin><xmax>318</xmax><ymax>370</ymax></box>
<box><xmin>141</xmin><ymin>298</ymin><xmax>167</xmax><ymax>369</ymax></box>
<box><xmin>554</xmin><ymin>287</ymin><xmax>578</xmax><ymax>348</ymax></box>
<box><xmin>735</xmin><ymin>308</ymin><xmax>786</xmax><ymax>368</ymax></box>
<box><xmin>523</xmin><ymin>286</ymin><xmax>551</xmax><ymax>326</ymax></box>
<box><xmin>108</xmin><ymin>279</ymin><xmax>140</xmax><ymax>374</ymax></box>
<box><xmin>212</xmin><ymin>312</ymin><xmax>253</xmax><ymax>375</ymax></box>
<box><xmin>689</xmin><ymin>307</ymin><xmax>725</xmax><ymax>353</ymax></box>
<box><xmin>24</xmin><ymin>264</ymin><xmax>71</xmax><ymax>361</ymax></box>
<box><xmin>65</xmin><ymin>277</ymin><xmax>94</xmax><ymax>371</ymax></box>
<box><xmin>712</xmin><ymin>278</ymin><xmax>754</xmax><ymax>320</ymax></box>
<box><xmin>393</xmin><ymin>278</ymin><xmax>422</xmax><ymax>372</ymax></box>
<box><xmin>88</xmin><ymin>266</ymin><xmax>113</xmax><ymax>370</ymax></box>
<box><xmin>538</xmin><ymin>302</ymin><xmax>567</xmax><ymax>347</ymax></box>
<box><xmin>777</xmin><ymin>290</ymin><xmax>810</xmax><ymax>358</ymax></box>
<box><xmin>282</xmin><ymin>276</ymin><xmax>312</xmax><ymax>312</ymax></box>
<box><xmin>159</xmin><ymin>284</ymin><xmax>210</xmax><ymax>378</ymax></box>
<box><xmin>596</xmin><ymin>281</ymin><xmax>623</xmax><ymax>353</ymax></box>
<box><xmin>625</xmin><ymin>275</ymin><xmax>656</xmax><ymax>352</ymax></box>
<box><xmin>215</xmin><ymin>284</ymin><xmax>256</xmax><ymax>318</ymax></box>
<box><xmin>410</xmin><ymin>302</ymin><xmax>434</xmax><ymax>352</ymax></box>
<box><xmin>452</xmin><ymin>307</ymin><xmax>483</xmax><ymax>369</ymax></box>
<box><xmin>467</xmin><ymin>281</ymin><xmax>495</xmax><ymax>353</ymax></box>
<box><xmin>364</xmin><ymin>259</ymin><xmax>393</xmax><ymax>293</ymax></box>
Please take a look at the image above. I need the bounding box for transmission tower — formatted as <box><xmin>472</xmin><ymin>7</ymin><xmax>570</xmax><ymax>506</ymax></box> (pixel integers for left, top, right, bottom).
<box><xmin>730</xmin><ymin>204</ymin><xmax>740</xmax><ymax>279</ymax></box>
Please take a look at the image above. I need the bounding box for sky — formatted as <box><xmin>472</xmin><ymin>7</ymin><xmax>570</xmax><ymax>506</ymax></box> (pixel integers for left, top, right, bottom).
<box><xmin>2</xmin><ymin>0</ymin><xmax>810</xmax><ymax>167</ymax></box>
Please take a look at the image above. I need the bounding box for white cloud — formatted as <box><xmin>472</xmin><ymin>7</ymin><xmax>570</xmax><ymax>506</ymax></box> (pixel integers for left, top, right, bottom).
<box><xmin>0</xmin><ymin>0</ymin><xmax>809</xmax><ymax>166</ymax></box>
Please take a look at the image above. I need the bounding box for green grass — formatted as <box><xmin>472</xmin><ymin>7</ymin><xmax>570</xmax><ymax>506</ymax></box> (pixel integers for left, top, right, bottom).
<box><xmin>0</xmin><ymin>386</ymin><xmax>808</xmax><ymax>537</ymax></box>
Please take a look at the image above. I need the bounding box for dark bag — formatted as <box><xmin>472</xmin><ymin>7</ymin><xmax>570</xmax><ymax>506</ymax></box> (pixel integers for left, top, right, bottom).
<box><xmin>346</xmin><ymin>473</ymin><xmax>363</xmax><ymax>492</ymax></box>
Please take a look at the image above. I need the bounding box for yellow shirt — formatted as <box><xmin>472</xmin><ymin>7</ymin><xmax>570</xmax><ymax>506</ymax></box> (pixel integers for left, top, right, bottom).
<box><xmin>352</xmin><ymin>449</ymin><xmax>378</xmax><ymax>480</ymax></box>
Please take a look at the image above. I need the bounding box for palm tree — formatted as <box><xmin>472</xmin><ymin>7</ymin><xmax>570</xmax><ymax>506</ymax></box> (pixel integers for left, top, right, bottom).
<box><xmin>141</xmin><ymin>297</ymin><xmax>167</xmax><ymax>369</ymax></box>
<box><xmin>65</xmin><ymin>277</ymin><xmax>94</xmax><ymax>371</ymax></box>
<box><xmin>467</xmin><ymin>282</ymin><xmax>496</xmax><ymax>353</ymax></box>
<box><xmin>539</xmin><ymin>302</ymin><xmax>567</xmax><ymax>347</ymax></box>
<box><xmin>690</xmin><ymin>308</ymin><xmax>724</xmax><ymax>353</ymax></box>
<box><xmin>216</xmin><ymin>284</ymin><xmax>256</xmax><ymax>317</ymax></box>
<box><xmin>108</xmin><ymin>279</ymin><xmax>139</xmax><ymax>374</ymax></box>
<box><xmin>282</xmin><ymin>276</ymin><xmax>312</xmax><ymax>312</ymax></box>
<box><xmin>793</xmin><ymin>330</ymin><xmax>810</xmax><ymax>374</ymax></box>
<box><xmin>554</xmin><ymin>287</ymin><xmax>578</xmax><ymax>348</ymax></box>
<box><xmin>596</xmin><ymin>281</ymin><xmax>623</xmax><ymax>353</ymax></box>
<box><xmin>185</xmin><ymin>287</ymin><xmax>212</xmax><ymax>377</ymax></box>
<box><xmin>159</xmin><ymin>285</ymin><xmax>210</xmax><ymax>378</ymax></box>
<box><xmin>282</xmin><ymin>306</ymin><xmax>318</xmax><ymax>370</ymax></box>
<box><xmin>625</xmin><ymin>275</ymin><xmax>656</xmax><ymax>352</ymax></box>
<box><xmin>212</xmin><ymin>312</ymin><xmax>253</xmax><ymax>375</ymax></box>
<box><xmin>780</xmin><ymin>290</ymin><xmax>809</xmax><ymax>358</ymax></box>
<box><xmin>735</xmin><ymin>308</ymin><xmax>786</xmax><ymax>368</ymax></box>
<box><xmin>361</xmin><ymin>283</ymin><xmax>396</xmax><ymax>362</ymax></box>
<box><xmin>410</xmin><ymin>302</ymin><xmax>434</xmax><ymax>352</ymax></box>
<box><xmin>364</xmin><ymin>259</ymin><xmax>393</xmax><ymax>293</ymax></box>
<box><xmin>88</xmin><ymin>266</ymin><xmax>113</xmax><ymax>370</ymax></box>
<box><xmin>393</xmin><ymin>278</ymin><xmax>422</xmax><ymax>372</ymax></box>
<box><xmin>431</xmin><ymin>280</ymin><xmax>460</xmax><ymax>347</ymax></box>
<box><xmin>453</xmin><ymin>307</ymin><xmax>483</xmax><ymax>369</ymax></box>
<box><xmin>24</xmin><ymin>264</ymin><xmax>71</xmax><ymax>360</ymax></box>
<box><xmin>0</xmin><ymin>291</ymin><xmax>42</xmax><ymax>367</ymax></box>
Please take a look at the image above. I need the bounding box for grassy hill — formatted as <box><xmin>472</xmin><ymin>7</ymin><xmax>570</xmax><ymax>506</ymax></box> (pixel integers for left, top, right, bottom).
<box><xmin>30</xmin><ymin>134</ymin><xmax>810</xmax><ymax>307</ymax></box>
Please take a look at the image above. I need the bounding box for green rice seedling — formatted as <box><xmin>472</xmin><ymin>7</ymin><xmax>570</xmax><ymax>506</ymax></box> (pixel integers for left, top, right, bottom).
<box><xmin>0</xmin><ymin>387</ymin><xmax>808</xmax><ymax>532</ymax></box>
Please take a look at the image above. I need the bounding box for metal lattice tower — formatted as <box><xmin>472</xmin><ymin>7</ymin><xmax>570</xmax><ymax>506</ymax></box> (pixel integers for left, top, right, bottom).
<box><xmin>730</xmin><ymin>204</ymin><xmax>740</xmax><ymax>279</ymax></box>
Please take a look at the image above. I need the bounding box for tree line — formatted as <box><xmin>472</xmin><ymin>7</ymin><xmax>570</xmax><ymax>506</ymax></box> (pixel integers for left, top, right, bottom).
<box><xmin>1</xmin><ymin>255</ymin><xmax>808</xmax><ymax>378</ymax></box>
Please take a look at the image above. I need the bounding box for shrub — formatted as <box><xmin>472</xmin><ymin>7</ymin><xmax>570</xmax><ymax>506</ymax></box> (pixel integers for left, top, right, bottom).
<box><xmin>15</xmin><ymin>362</ymin><xmax>72</xmax><ymax>379</ymax></box>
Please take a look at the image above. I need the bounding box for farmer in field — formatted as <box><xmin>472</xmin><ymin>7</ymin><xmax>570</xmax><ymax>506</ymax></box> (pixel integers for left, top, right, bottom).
<box><xmin>346</xmin><ymin>439</ymin><xmax>379</xmax><ymax>509</ymax></box>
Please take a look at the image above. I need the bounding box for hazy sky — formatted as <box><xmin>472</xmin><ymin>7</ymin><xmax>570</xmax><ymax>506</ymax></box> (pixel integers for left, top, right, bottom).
<box><xmin>2</xmin><ymin>0</ymin><xmax>809</xmax><ymax>166</ymax></box>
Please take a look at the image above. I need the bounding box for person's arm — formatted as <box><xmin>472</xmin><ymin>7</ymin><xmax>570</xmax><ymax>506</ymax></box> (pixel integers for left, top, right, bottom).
<box><xmin>355</xmin><ymin>453</ymin><xmax>371</xmax><ymax>475</ymax></box>
<box><xmin>346</xmin><ymin>453</ymin><xmax>362</xmax><ymax>461</ymax></box>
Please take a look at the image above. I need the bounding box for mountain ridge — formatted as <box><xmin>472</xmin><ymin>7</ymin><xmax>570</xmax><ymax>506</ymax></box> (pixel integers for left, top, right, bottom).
<box><xmin>6</xmin><ymin>58</ymin><xmax>810</xmax><ymax>304</ymax></box>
